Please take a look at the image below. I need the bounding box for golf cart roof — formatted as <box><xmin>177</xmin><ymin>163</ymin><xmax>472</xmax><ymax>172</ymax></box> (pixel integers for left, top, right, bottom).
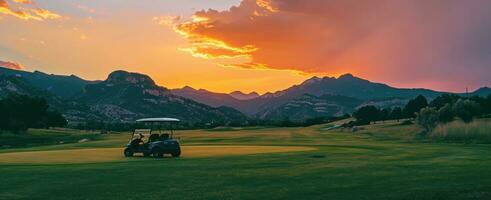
<box><xmin>136</xmin><ymin>118</ymin><xmax>180</xmax><ymax>123</ymax></box>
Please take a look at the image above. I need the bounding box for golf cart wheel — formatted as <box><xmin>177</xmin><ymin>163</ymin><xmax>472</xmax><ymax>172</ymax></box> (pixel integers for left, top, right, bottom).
<box><xmin>171</xmin><ymin>150</ymin><xmax>181</xmax><ymax>158</ymax></box>
<box><xmin>124</xmin><ymin>148</ymin><xmax>134</xmax><ymax>157</ymax></box>
<box><xmin>151</xmin><ymin>148</ymin><xmax>164</xmax><ymax>158</ymax></box>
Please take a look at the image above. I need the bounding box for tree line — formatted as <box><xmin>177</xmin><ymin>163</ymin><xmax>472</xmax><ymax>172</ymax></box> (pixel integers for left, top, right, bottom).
<box><xmin>353</xmin><ymin>94</ymin><xmax>491</xmax><ymax>129</ymax></box>
<box><xmin>0</xmin><ymin>95</ymin><xmax>67</xmax><ymax>133</ymax></box>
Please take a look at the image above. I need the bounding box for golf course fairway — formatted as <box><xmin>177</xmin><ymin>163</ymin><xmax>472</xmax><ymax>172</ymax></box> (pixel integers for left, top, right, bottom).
<box><xmin>0</xmin><ymin>145</ymin><xmax>316</xmax><ymax>164</ymax></box>
<box><xmin>2</xmin><ymin>121</ymin><xmax>491</xmax><ymax>200</ymax></box>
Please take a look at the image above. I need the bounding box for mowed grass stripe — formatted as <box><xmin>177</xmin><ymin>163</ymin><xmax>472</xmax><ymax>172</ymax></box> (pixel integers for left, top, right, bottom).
<box><xmin>0</xmin><ymin>145</ymin><xmax>317</xmax><ymax>165</ymax></box>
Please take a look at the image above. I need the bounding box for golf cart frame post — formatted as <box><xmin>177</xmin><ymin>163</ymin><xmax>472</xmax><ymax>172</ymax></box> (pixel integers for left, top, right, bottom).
<box><xmin>132</xmin><ymin>118</ymin><xmax>180</xmax><ymax>141</ymax></box>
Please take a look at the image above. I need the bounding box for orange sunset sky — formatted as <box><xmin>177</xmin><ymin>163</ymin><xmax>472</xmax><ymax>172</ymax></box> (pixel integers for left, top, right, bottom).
<box><xmin>1</xmin><ymin>0</ymin><xmax>490</xmax><ymax>94</ymax></box>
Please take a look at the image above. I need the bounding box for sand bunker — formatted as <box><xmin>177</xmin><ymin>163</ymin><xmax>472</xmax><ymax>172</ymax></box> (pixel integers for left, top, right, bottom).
<box><xmin>0</xmin><ymin>145</ymin><xmax>316</xmax><ymax>165</ymax></box>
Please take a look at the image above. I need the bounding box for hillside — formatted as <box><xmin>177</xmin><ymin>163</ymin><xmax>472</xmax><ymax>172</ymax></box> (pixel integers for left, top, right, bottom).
<box><xmin>0</xmin><ymin>67</ymin><xmax>97</xmax><ymax>99</ymax></box>
<box><xmin>77</xmin><ymin>71</ymin><xmax>248</xmax><ymax>125</ymax></box>
<box><xmin>169</xmin><ymin>73</ymin><xmax>489</xmax><ymax>121</ymax></box>
<box><xmin>0</xmin><ymin>74</ymin><xmax>103</xmax><ymax>123</ymax></box>
<box><xmin>260</xmin><ymin>74</ymin><xmax>444</xmax><ymax>101</ymax></box>
<box><xmin>0</xmin><ymin>69</ymin><xmax>249</xmax><ymax>126</ymax></box>
<box><xmin>229</xmin><ymin>91</ymin><xmax>259</xmax><ymax>100</ymax></box>
<box><xmin>171</xmin><ymin>86</ymin><xmax>247</xmax><ymax>109</ymax></box>
<box><xmin>257</xmin><ymin>94</ymin><xmax>362</xmax><ymax>121</ymax></box>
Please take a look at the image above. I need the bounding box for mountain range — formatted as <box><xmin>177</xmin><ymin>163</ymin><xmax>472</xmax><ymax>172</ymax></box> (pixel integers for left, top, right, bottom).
<box><xmin>0</xmin><ymin>67</ymin><xmax>248</xmax><ymax>126</ymax></box>
<box><xmin>1</xmin><ymin>66</ymin><xmax>490</xmax><ymax>124</ymax></box>
<box><xmin>172</xmin><ymin>73</ymin><xmax>490</xmax><ymax>121</ymax></box>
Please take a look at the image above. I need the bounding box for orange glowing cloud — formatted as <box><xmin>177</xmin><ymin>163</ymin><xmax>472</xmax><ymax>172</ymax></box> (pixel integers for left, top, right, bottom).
<box><xmin>256</xmin><ymin>0</ymin><xmax>277</xmax><ymax>12</ymax></box>
<box><xmin>0</xmin><ymin>0</ymin><xmax>61</xmax><ymax>21</ymax></box>
<box><xmin>12</xmin><ymin>0</ymin><xmax>32</xmax><ymax>4</ymax></box>
<box><xmin>153</xmin><ymin>15</ymin><xmax>181</xmax><ymax>27</ymax></box>
<box><xmin>0</xmin><ymin>60</ymin><xmax>24</xmax><ymax>70</ymax></box>
<box><xmin>174</xmin><ymin>0</ymin><xmax>384</xmax><ymax>74</ymax></box>
<box><xmin>174</xmin><ymin>0</ymin><xmax>491</xmax><ymax>88</ymax></box>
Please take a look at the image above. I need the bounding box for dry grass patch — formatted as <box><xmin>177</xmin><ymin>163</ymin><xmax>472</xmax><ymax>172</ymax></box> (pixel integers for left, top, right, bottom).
<box><xmin>0</xmin><ymin>145</ymin><xmax>316</xmax><ymax>165</ymax></box>
<box><xmin>430</xmin><ymin>120</ymin><xmax>491</xmax><ymax>143</ymax></box>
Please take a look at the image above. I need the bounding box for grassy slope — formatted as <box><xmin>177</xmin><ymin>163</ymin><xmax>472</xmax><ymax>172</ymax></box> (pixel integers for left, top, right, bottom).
<box><xmin>1</xmin><ymin>121</ymin><xmax>491</xmax><ymax>200</ymax></box>
<box><xmin>0</xmin><ymin>129</ymin><xmax>102</xmax><ymax>149</ymax></box>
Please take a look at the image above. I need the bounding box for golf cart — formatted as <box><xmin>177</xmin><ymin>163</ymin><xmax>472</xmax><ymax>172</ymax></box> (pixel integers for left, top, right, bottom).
<box><xmin>123</xmin><ymin>118</ymin><xmax>181</xmax><ymax>158</ymax></box>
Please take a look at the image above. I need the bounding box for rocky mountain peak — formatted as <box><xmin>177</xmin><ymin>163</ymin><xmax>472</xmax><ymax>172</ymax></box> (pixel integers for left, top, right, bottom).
<box><xmin>338</xmin><ymin>73</ymin><xmax>357</xmax><ymax>80</ymax></box>
<box><xmin>302</xmin><ymin>76</ymin><xmax>322</xmax><ymax>85</ymax></box>
<box><xmin>106</xmin><ymin>70</ymin><xmax>155</xmax><ymax>86</ymax></box>
<box><xmin>230</xmin><ymin>91</ymin><xmax>260</xmax><ymax>100</ymax></box>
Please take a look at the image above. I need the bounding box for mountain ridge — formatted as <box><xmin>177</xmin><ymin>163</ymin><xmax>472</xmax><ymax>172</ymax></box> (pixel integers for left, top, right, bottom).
<box><xmin>0</xmin><ymin>68</ymin><xmax>249</xmax><ymax>125</ymax></box>
<box><xmin>1</xmin><ymin>67</ymin><xmax>490</xmax><ymax>122</ymax></box>
<box><xmin>229</xmin><ymin>91</ymin><xmax>260</xmax><ymax>100</ymax></box>
<box><xmin>0</xmin><ymin>67</ymin><xmax>98</xmax><ymax>99</ymax></box>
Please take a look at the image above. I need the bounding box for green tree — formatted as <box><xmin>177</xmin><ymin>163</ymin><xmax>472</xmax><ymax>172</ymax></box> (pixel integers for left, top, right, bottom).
<box><xmin>0</xmin><ymin>95</ymin><xmax>67</xmax><ymax>132</ymax></box>
<box><xmin>390</xmin><ymin>107</ymin><xmax>403</xmax><ymax>121</ymax></box>
<box><xmin>437</xmin><ymin>103</ymin><xmax>454</xmax><ymax>123</ymax></box>
<box><xmin>453</xmin><ymin>99</ymin><xmax>480</xmax><ymax>123</ymax></box>
<box><xmin>429</xmin><ymin>94</ymin><xmax>459</xmax><ymax>109</ymax></box>
<box><xmin>380</xmin><ymin>108</ymin><xmax>392</xmax><ymax>121</ymax></box>
<box><xmin>416</xmin><ymin>107</ymin><xmax>439</xmax><ymax>133</ymax></box>
<box><xmin>404</xmin><ymin>95</ymin><xmax>428</xmax><ymax>118</ymax></box>
<box><xmin>353</xmin><ymin>105</ymin><xmax>380</xmax><ymax>125</ymax></box>
<box><xmin>46</xmin><ymin>110</ymin><xmax>68</xmax><ymax>128</ymax></box>
<box><xmin>486</xmin><ymin>94</ymin><xmax>491</xmax><ymax>115</ymax></box>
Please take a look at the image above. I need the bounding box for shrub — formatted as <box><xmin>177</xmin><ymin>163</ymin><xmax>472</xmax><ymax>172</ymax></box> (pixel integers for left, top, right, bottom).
<box><xmin>438</xmin><ymin>103</ymin><xmax>454</xmax><ymax>123</ymax></box>
<box><xmin>485</xmin><ymin>94</ymin><xmax>491</xmax><ymax>115</ymax></box>
<box><xmin>416</xmin><ymin>107</ymin><xmax>439</xmax><ymax>133</ymax></box>
<box><xmin>390</xmin><ymin>107</ymin><xmax>403</xmax><ymax>121</ymax></box>
<box><xmin>453</xmin><ymin>99</ymin><xmax>480</xmax><ymax>123</ymax></box>
<box><xmin>430</xmin><ymin>120</ymin><xmax>491</xmax><ymax>143</ymax></box>
<box><xmin>429</xmin><ymin>94</ymin><xmax>460</xmax><ymax>109</ymax></box>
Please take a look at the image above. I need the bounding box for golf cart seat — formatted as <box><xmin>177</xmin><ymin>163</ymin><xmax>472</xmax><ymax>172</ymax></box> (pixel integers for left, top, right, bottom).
<box><xmin>160</xmin><ymin>133</ymin><xmax>170</xmax><ymax>140</ymax></box>
<box><xmin>149</xmin><ymin>134</ymin><xmax>160</xmax><ymax>142</ymax></box>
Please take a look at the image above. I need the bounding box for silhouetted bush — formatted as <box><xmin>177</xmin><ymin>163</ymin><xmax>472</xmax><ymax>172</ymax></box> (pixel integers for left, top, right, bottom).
<box><xmin>389</xmin><ymin>107</ymin><xmax>403</xmax><ymax>121</ymax></box>
<box><xmin>416</xmin><ymin>107</ymin><xmax>439</xmax><ymax>133</ymax></box>
<box><xmin>0</xmin><ymin>95</ymin><xmax>67</xmax><ymax>133</ymax></box>
<box><xmin>429</xmin><ymin>94</ymin><xmax>460</xmax><ymax>109</ymax></box>
<box><xmin>453</xmin><ymin>99</ymin><xmax>480</xmax><ymax>123</ymax></box>
<box><xmin>404</xmin><ymin>95</ymin><xmax>428</xmax><ymax>118</ymax></box>
<box><xmin>353</xmin><ymin>105</ymin><xmax>380</xmax><ymax>125</ymax></box>
<box><xmin>437</xmin><ymin>103</ymin><xmax>454</xmax><ymax>123</ymax></box>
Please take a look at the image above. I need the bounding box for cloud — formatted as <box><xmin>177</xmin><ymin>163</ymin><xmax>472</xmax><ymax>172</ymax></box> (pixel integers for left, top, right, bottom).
<box><xmin>0</xmin><ymin>60</ymin><xmax>24</xmax><ymax>70</ymax></box>
<box><xmin>174</xmin><ymin>0</ymin><xmax>491</xmax><ymax>87</ymax></box>
<box><xmin>0</xmin><ymin>0</ymin><xmax>61</xmax><ymax>21</ymax></box>
<box><xmin>153</xmin><ymin>15</ymin><xmax>181</xmax><ymax>27</ymax></box>
<box><xmin>12</xmin><ymin>0</ymin><xmax>32</xmax><ymax>4</ymax></box>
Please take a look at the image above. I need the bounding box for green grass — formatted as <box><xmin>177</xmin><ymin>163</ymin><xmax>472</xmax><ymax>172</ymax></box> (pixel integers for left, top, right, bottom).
<box><xmin>1</xmin><ymin>122</ymin><xmax>491</xmax><ymax>199</ymax></box>
<box><xmin>0</xmin><ymin>129</ymin><xmax>102</xmax><ymax>149</ymax></box>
